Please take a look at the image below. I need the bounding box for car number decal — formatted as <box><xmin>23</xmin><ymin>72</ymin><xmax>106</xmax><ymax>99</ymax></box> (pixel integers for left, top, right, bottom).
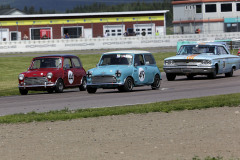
<box><xmin>187</xmin><ymin>54</ymin><xmax>198</xmax><ymax>59</ymax></box>
<box><xmin>68</xmin><ymin>70</ymin><xmax>74</xmax><ymax>84</ymax></box>
<box><xmin>138</xmin><ymin>68</ymin><xmax>145</xmax><ymax>82</ymax></box>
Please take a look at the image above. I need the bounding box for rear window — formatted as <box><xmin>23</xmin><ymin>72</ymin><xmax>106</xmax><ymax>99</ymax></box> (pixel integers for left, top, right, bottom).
<box><xmin>72</xmin><ymin>57</ymin><xmax>81</xmax><ymax>68</ymax></box>
<box><xmin>144</xmin><ymin>54</ymin><xmax>156</xmax><ymax>65</ymax></box>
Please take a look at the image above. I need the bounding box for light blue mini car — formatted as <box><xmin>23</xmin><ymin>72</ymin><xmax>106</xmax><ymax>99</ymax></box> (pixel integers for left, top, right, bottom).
<box><xmin>86</xmin><ymin>50</ymin><xmax>161</xmax><ymax>93</ymax></box>
<box><xmin>164</xmin><ymin>42</ymin><xmax>240</xmax><ymax>81</ymax></box>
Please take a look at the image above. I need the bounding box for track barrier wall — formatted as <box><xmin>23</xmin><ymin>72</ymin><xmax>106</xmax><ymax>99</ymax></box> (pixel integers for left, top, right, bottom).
<box><xmin>1</xmin><ymin>32</ymin><xmax>240</xmax><ymax>53</ymax></box>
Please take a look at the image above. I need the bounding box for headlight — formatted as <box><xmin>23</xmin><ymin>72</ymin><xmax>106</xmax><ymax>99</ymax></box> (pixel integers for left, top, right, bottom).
<box><xmin>18</xmin><ymin>74</ymin><xmax>24</xmax><ymax>80</ymax></box>
<box><xmin>115</xmin><ymin>70</ymin><xmax>121</xmax><ymax>77</ymax></box>
<box><xmin>202</xmin><ymin>60</ymin><xmax>211</xmax><ymax>65</ymax></box>
<box><xmin>47</xmin><ymin>72</ymin><xmax>53</xmax><ymax>79</ymax></box>
<box><xmin>164</xmin><ymin>60</ymin><xmax>174</xmax><ymax>65</ymax></box>
<box><xmin>87</xmin><ymin>71</ymin><xmax>92</xmax><ymax>78</ymax></box>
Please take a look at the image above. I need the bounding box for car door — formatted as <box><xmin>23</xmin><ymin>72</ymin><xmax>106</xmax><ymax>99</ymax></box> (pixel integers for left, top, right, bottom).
<box><xmin>133</xmin><ymin>54</ymin><xmax>149</xmax><ymax>85</ymax></box>
<box><xmin>63</xmin><ymin>57</ymin><xmax>75</xmax><ymax>87</ymax></box>
<box><xmin>143</xmin><ymin>54</ymin><xmax>157</xmax><ymax>84</ymax></box>
<box><xmin>217</xmin><ymin>46</ymin><xmax>230</xmax><ymax>73</ymax></box>
<box><xmin>71</xmin><ymin>57</ymin><xmax>85</xmax><ymax>86</ymax></box>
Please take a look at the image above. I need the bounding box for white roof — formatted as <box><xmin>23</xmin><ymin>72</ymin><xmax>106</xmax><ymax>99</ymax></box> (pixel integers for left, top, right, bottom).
<box><xmin>103</xmin><ymin>50</ymin><xmax>151</xmax><ymax>54</ymax></box>
<box><xmin>0</xmin><ymin>10</ymin><xmax>169</xmax><ymax>19</ymax></box>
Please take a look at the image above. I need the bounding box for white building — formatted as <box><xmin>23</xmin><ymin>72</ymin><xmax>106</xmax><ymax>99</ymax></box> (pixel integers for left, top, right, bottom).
<box><xmin>172</xmin><ymin>0</ymin><xmax>240</xmax><ymax>34</ymax></box>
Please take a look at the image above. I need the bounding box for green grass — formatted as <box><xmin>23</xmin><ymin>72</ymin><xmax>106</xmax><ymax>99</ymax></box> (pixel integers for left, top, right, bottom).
<box><xmin>0</xmin><ymin>92</ymin><xmax>240</xmax><ymax>124</ymax></box>
<box><xmin>0</xmin><ymin>52</ymin><xmax>175</xmax><ymax>96</ymax></box>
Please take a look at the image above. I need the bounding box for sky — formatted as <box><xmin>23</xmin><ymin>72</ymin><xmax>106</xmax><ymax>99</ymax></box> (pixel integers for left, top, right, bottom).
<box><xmin>0</xmin><ymin>0</ymin><xmax>160</xmax><ymax>12</ymax></box>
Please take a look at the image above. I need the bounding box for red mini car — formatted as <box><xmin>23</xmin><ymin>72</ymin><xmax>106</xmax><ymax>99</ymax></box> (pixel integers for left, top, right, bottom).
<box><xmin>18</xmin><ymin>55</ymin><xmax>87</xmax><ymax>95</ymax></box>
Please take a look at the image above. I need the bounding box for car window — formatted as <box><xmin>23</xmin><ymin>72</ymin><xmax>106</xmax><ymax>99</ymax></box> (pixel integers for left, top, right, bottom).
<box><xmin>144</xmin><ymin>54</ymin><xmax>155</xmax><ymax>65</ymax></box>
<box><xmin>217</xmin><ymin>46</ymin><xmax>228</xmax><ymax>55</ymax></box>
<box><xmin>134</xmin><ymin>54</ymin><xmax>145</xmax><ymax>66</ymax></box>
<box><xmin>72</xmin><ymin>57</ymin><xmax>81</xmax><ymax>68</ymax></box>
<box><xmin>63</xmin><ymin>58</ymin><xmax>72</xmax><ymax>69</ymax></box>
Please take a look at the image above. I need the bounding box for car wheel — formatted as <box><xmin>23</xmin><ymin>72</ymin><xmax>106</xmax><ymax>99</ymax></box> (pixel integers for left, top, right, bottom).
<box><xmin>122</xmin><ymin>77</ymin><xmax>133</xmax><ymax>92</ymax></box>
<box><xmin>55</xmin><ymin>79</ymin><xmax>64</xmax><ymax>93</ymax></box>
<box><xmin>87</xmin><ymin>87</ymin><xmax>97</xmax><ymax>94</ymax></box>
<box><xmin>79</xmin><ymin>77</ymin><xmax>87</xmax><ymax>91</ymax></box>
<box><xmin>166</xmin><ymin>73</ymin><xmax>176</xmax><ymax>81</ymax></box>
<box><xmin>151</xmin><ymin>74</ymin><xmax>161</xmax><ymax>90</ymax></box>
<box><xmin>47</xmin><ymin>89</ymin><xmax>54</xmax><ymax>93</ymax></box>
<box><xmin>187</xmin><ymin>74</ymin><xmax>194</xmax><ymax>80</ymax></box>
<box><xmin>225</xmin><ymin>68</ymin><xmax>234</xmax><ymax>77</ymax></box>
<box><xmin>207</xmin><ymin>69</ymin><xmax>217</xmax><ymax>79</ymax></box>
<box><xmin>19</xmin><ymin>89</ymin><xmax>28</xmax><ymax>95</ymax></box>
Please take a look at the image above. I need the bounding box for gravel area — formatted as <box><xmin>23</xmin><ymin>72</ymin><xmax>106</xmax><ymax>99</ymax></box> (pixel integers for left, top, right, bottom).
<box><xmin>1</xmin><ymin>107</ymin><xmax>240</xmax><ymax>160</ymax></box>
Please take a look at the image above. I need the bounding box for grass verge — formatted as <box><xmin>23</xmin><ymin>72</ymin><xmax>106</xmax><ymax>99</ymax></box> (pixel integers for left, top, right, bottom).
<box><xmin>0</xmin><ymin>93</ymin><xmax>240</xmax><ymax>124</ymax></box>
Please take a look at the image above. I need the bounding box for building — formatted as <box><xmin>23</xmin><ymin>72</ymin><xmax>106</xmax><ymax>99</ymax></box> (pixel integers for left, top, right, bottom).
<box><xmin>172</xmin><ymin>0</ymin><xmax>240</xmax><ymax>34</ymax></box>
<box><xmin>0</xmin><ymin>10</ymin><xmax>168</xmax><ymax>41</ymax></box>
<box><xmin>0</xmin><ymin>8</ymin><xmax>26</xmax><ymax>15</ymax></box>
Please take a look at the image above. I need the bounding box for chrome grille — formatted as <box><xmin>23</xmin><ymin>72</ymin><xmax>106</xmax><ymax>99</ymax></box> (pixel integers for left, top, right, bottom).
<box><xmin>174</xmin><ymin>60</ymin><xmax>202</xmax><ymax>66</ymax></box>
<box><xmin>24</xmin><ymin>77</ymin><xmax>48</xmax><ymax>85</ymax></box>
<box><xmin>92</xmin><ymin>76</ymin><xmax>116</xmax><ymax>84</ymax></box>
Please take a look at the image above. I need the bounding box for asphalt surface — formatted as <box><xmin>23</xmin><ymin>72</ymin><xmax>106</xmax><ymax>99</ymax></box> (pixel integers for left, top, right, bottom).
<box><xmin>1</xmin><ymin>71</ymin><xmax>240</xmax><ymax>116</ymax></box>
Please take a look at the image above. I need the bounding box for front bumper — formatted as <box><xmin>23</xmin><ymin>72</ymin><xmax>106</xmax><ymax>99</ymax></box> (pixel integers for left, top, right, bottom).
<box><xmin>87</xmin><ymin>82</ymin><xmax>124</xmax><ymax>89</ymax></box>
<box><xmin>163</xmin><ymin>66</ymin><xmax>215</xmax><ymax>75</ymax></box>
<box><xmin>18</xmin><ymin>82</ymin><xmax>56</xmax><ymax>90</ymax></box>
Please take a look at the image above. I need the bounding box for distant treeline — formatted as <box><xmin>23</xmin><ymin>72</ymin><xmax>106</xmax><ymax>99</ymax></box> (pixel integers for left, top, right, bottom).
<box><xmin>0</xmin><ymin>0</ymin><xmax>173</xmax><ymax>25</ymax></box>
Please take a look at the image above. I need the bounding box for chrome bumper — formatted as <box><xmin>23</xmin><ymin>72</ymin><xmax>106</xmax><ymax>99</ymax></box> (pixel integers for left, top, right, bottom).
<box><xmin>87</xmin><ymin>82</ymin><xmax>124</xmax><ymax>88</ymax></box>
<box><xmin>18</xmin><ymin>82</ymin><xmax>55</xmax><ymax>89</ymax></box>
<box><xmin>163</xmin><ymin>67</ymin><xmax>215</xmax><ymax>74</ymax></box>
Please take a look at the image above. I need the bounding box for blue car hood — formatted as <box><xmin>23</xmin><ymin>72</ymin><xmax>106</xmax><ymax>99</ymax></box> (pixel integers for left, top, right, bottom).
<box><xmin>165</xmin><ymin>54</ymin><xmax>216</xmax><ymax>60</ymax></box>
<box><xmin>90</xmin><ymin>65</ymin><xmax>130</xmax><ymax>76</ymax></box>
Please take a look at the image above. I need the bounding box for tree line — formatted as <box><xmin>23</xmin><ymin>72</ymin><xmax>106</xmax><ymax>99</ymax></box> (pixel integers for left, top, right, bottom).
<box><xmin>0</xmin><ymin>0</ymin><xmax>173</xmax><ymax>26</ymax></box>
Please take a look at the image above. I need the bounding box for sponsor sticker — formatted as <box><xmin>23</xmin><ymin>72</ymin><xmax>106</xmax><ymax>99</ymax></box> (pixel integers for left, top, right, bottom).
<box><xmin>138</xmin><ymin>68</ymin><xmax>145</xmax><ymax>82</ymax></box>
<box><xmin>68</xmin><ymin>70</ymin><xmax>74</xmax><ymax>84</ymax></box>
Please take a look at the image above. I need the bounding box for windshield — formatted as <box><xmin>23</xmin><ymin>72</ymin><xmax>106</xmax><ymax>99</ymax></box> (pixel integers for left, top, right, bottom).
<box><xmin>178</xmin><ymin>45</ymin><xmax>216</xmax><ymax>55</ymax></box>
<box><xmin>31</xmin><ymin>58</ymin><xmax>62</xmax><ymax>69</ymax></box>
<box><xmin>99</xmin><ymin>54</ymin><xmax>133</xmax><ymax>66</ymax></box>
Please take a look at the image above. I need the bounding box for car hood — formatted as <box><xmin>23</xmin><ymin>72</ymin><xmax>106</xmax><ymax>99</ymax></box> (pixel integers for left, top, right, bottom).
<box><xmin>21</xmin><ymin>68</ymin><xmax>59</xmax><ymax>77</ymax></box>
<box><xmin>89</xmin><ymin>65</ymin><xmax>130</xmax><ymax>76</ymax></box>
<box><xmin>165</xmin><ymin>54</ymin><xmax>217</xmax><ymax>60</ymax></box>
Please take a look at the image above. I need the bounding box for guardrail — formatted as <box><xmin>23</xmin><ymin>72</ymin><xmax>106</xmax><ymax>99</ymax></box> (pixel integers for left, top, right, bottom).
<box><xmin>1</xmin><ymin>32</ymin><xmax>240</xmax><ymax>53</ymax></box>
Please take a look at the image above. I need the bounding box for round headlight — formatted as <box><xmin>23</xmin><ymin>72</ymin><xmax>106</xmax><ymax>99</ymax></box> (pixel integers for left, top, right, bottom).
<box><xmin>87</xmin><ymin>71</ymin><xmax>92</xmax><ymax>78</ymax></box>
<box><xmin>47</xmin><ymin>72</ymin><xmax>53</xmax><ymax>79</ymax></box>
<box><xmin>115</xmin><ymin>70</ymin><xmax>121</xmax><ymax>77</ymax></box>
<box><xmin>19</xmin><ymin>74</ymin><xmax>24</xmax><ymax>80</ymax></box>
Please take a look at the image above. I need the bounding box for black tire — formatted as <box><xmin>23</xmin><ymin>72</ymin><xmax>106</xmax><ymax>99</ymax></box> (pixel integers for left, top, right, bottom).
<box><xmin>79</xmin><ymin>77</ymin><xmax>87</xmax><ymax>91</ymax></box>
<box><xmin>166</xmin><ymin>73</ymin><xmax>176</xmax><ymax>81</ymax></box>
<box><xmin>122</xmin><ymin>77</ymin><xmax>133</xmax><ymax>92</ymax></box>
<box><xmin>55</xmin><ymin>79</ymin><xmax>64</xmax><ymax>93</ymax></box>
<box><xmin>151</xmin><ymin>74</ymin><xmax>161</xmax><ymax>90</ymax></box>
<box><xmin>187</xmin><ymin>74</ymin><xmax>194</xmax><ymax>80</ymax></box>
<box><xmin>19</xmin><ymin>89</ymin><xmax>28</xmax><ymax>95</ymax></box>
<box><xmin>87</xmin><ymin>87</ymin><xmax>97</xmax><ymax>93</ymax></box>
<box><xmin>47</xmin><ymin>89</ymin><xmax>54</xmax><ymax>93</ymax></box>
<box><xmin>207</xmin><ymin>69</ymin><xmax>217</xmax><ymax>79</ymax></box>
<box><xmin>225</xmin><ymin>68</ymin><xmax>233</xmax><ymax>77</ymax></box>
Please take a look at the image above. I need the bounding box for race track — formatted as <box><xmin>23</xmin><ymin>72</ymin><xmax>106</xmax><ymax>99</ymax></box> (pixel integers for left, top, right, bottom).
<box><xmin>1</xmin><ymin>70</ymin><xmax>240</xmax><ymax>116</ymax></box>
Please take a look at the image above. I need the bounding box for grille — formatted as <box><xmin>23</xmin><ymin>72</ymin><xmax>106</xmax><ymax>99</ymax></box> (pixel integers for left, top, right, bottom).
<box><xmin>92</xmin><ymin>76</ymin><xmax>116</xmax><ymax>84</ymax></box>
<box><xmin>24</xmin><ymin>77</ymin><xmax>48</xmax><ymax>85</ymax></box>
<box><xmin>174</xmin><ymin>59</ymin><xmax>202</xmax><ymax>66</ymax></box>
